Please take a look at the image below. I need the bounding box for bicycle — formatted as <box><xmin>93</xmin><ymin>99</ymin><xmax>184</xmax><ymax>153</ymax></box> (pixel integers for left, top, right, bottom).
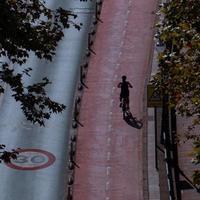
<box><xmin>120</xmin><ymin>97</ymin><xmax>129</xmax><ymax>118</ymax></box>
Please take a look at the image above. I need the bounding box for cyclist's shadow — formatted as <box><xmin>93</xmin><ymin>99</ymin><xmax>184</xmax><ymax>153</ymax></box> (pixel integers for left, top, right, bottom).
<box><xmin>123</xmin><ymin>110</ymin><xmax>143</xmax><ymax>129</ymax></box>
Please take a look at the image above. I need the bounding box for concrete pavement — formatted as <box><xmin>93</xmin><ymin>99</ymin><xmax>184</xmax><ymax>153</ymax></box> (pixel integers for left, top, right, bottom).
<box><xmin>0</xmin><ymin>1</ymin><xmax>95</xmax><ymax>199</ymax></box>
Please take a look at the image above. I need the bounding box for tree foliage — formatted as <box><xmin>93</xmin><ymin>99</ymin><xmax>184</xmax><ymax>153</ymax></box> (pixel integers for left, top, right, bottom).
<box><xmin>191</xmin><ymin>141</ymin><xmax>200</xmax><ymax>185</ymax></box>
<box><xmin>0</xmin><ymin>144</ymin><xmax>18</xmax><ymax>163</ymax></box>
<box><xmin>0</xmin><ymin>0</ymin><xmax>81</xmax><ymax>125</ymax></box>
<box><xmin>151</xmin><ymin>0</ymin><xmax>200</xmax><ymax>185</ymax></box>
<box><xmin>0</xmin><ymin>0</ymin><xmax>81</xmax><ymax>163</ymax></box>
<box><xmin>152</xmin><ymin>0</ymin><xmax>200</xmax><ymax>124</ymax></box>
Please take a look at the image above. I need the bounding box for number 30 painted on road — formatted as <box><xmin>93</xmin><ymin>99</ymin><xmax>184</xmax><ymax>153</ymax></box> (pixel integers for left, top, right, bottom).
<box><xmin>6</xmin><ymin>149</ymin><xmax>56</xmax><ymax>170</ymax></box>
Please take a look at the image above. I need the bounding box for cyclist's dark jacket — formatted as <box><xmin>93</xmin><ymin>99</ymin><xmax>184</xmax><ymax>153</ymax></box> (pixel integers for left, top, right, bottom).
<box><xmin>120</xmin><ymin>81</ymin><xmax>129</xmax><ymax>97</ymax></box>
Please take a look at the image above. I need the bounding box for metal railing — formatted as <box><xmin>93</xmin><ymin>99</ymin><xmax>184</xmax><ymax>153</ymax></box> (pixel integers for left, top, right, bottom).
<box><xmin>67</xmin><ymin>1</ymin><xmax>103</xmax><ymax>199</ymax></box>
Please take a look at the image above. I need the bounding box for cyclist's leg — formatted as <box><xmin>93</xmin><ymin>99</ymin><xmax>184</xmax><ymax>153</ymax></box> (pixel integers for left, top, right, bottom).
<box><xmin>120</xmin><ymin>93</ymin><xmax>123</xmax><ymax>102</ymax></box>
<box><xmin>127</xmin><ymin>96</ymin><xmax>130</xmax><ymax>109</ymax></box>
<box><xmin>122</xmin><ymin>94</ymin><xmax>129</xmax><ymax>109</ymax></box>
<box><xmin>119</xmin><ymin>93</ymin><xmax>123</xmax><ymax>107</ymax></box>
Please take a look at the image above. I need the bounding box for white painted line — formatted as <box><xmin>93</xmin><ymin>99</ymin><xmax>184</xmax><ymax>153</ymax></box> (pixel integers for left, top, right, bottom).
<box><xmin>108</xmin><ymin>124</ymin><xmax>112</xmax><ymax>131</ymax></box>
<box><xmin>23</xmin><ymin>127</ymin><xmax>32</xmax><ymax>130</ymax></box>
<box><xmin>106</xmin><ymin>197</ymin><xmax>110</xmax><ymax>200</ymax></box>
<box><xmin>106</xmin><ymin>166</ymin><xmax>111</xmax><ymax>175</ymax></box>
<box><xmin>107</xmin><ymin>138</ymin><xmax>111</xmax><ymax>145</ymax></box>
<box><xmin>110</xmin><ymin>100</ymin><xmax>114</xmax><ymax>107</ymax></box>
<box><xmin>21</xmin><ymin>122</ymin><xmax>33</xmax><ymax>130</ymax></box>
<box><xmin>107</xmin><ymin>152</ymin><xmax>111</xmax><ymax>160</ymax></box>
<box><xmin>116</xmin><ymin>64</ymin><xmax>120</xmax><ymax>69</ymax></box>
<box><xmin>112</xmin><ymin>87</ymin><xmax>116</xmax><ymax>94</ymax></box>
<box><xmin>0</xmin><ymin>94</ymin><xmax>4</xmax><ymax>108</ymax></box>
<box><xmin>106</xmin><ymin>181</ymin><xmax>110</xmax><ymax>191</ymax></box>
<box><xmin>123</xmin><ymin>30</ymin><xmax>126</xmax><ymax>35</ymax></box>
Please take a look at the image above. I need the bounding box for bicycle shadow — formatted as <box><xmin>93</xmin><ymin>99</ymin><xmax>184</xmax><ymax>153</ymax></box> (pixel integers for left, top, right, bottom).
<box><xmin>123</xmin><ymin>110</ymin><xmax>143</xmax><ymax>129</ymax></box>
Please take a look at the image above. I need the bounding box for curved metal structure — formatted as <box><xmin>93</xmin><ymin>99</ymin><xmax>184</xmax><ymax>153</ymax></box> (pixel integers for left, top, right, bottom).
<box><xmin>0</xmin><ymin>0</ymin><xmax>97</xmax><ymax>199</ymax></box>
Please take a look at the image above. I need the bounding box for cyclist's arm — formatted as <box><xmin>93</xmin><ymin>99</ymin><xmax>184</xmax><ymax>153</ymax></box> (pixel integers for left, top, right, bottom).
<box><xmin>128</xmin><ymin>82</ymin><xmax>133</xmax><ymax>88</ymax></box>
<box><xmin>117</xmin><ymin>82</ymin><xmax>122</xmax><ymax>88</ymax></box>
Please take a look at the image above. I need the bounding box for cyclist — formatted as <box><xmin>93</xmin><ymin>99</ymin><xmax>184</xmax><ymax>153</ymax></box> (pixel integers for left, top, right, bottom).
<box><xmin>117</xmin><ymin>75</ymin><xmax>133</xmax><ymax>109</ymax></box>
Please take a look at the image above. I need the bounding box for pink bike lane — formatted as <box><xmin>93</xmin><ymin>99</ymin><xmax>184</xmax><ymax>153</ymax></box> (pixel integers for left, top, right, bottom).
<box><xmin>73</xmin><ymin>0</ymin><xmax>157</xmax><ymax>200</ymax></box>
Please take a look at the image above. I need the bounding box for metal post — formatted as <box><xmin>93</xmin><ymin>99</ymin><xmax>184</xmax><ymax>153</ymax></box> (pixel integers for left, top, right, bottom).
<box><xmin>162</xmin><ymin>83</ymin><xmax>175</xmax><ymax>199</ymax></box>
<box><xmin>171</xmin><ymin>107</ymin><xmax>182</xmax><ymax>199</ymax></box>
<box><xmin>163</xmin><ymin>132</ymin><xmax>175</xmax><ymax>200</ymax></box>
<box><xmin>67</xmin><ymin>187</ymin><xmax>72</xmax><ymax>200</ymax></box>
<box><xmin>95</xmin><ymin>1</ymin><xmax>103</xmax><ymax>23</ymax></box>
<box><xmin>154</xmin><ymin>107</ymin><xmax>158</xmax><ymax>170</ymax></box>
<box><xmin>88</xmin><ymin>33</ymin><xmax>96</xmax><ymax>55</ymax></box>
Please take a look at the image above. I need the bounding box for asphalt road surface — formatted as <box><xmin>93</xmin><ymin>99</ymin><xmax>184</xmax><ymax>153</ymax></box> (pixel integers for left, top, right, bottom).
<box><xmin>0</xmin><ymin>0</ymin><xmax>95</xmax><ymax>199</ymax></box>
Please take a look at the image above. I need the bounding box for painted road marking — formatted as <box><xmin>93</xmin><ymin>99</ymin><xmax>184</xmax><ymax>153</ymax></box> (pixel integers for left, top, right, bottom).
<box><xmin>112</xmin><ymin>86</ymin><xmax>115</xmax><ymax>90</ymax></box>
<box><xmin>111</xmin><ymin>87</ymin><xmax>115</xmax><ymax>94</ymax></box>
<box><xmin>106</xmin><ymin>166</ymin><xmax>111</xmax><ymax>175</ymax></box>
<box><xmin>110</xmin><ymin>99</ymin><xmax>114</xmax><ymax>106</ymax></box>
<box><xmin>110</xmin><ymin>101</ymin><xmax>113</xmax><ymax>108</ymax></box>
<box><xmin>106</xmin><ymin>181</ymin><xmax>110</xmax><ymax>191</ymax></box>
<box><xmin>5</xmin><ymin>149</ymin><xmax>56</xmax><ymax>170</ymax></box>
<box><xmin>107</xmin><ymin>138</ymin><xmax>111</xmax><ymax>146</ymax></box>
<box><xmin>107</xmin><ymin>152</ymin><xmax>111</xmax><ymax>161</ymax></box>
<box><xmin>21</xmin><ymin>121</ymin><xmax>33</xmax><ymax>127</ymax></box>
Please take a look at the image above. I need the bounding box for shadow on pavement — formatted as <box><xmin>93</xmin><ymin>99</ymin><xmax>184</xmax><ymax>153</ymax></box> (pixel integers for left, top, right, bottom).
<box><xmin>123</xmin><ymin>110</ymin><xmax>143</xmax><ymax>129</ymax></box>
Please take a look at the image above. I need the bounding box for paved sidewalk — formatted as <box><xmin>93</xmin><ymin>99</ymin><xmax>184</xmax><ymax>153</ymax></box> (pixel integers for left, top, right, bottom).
<box><xmin>73</xmin><ymin>0</ymin><xmax>157</xmax><ymax>199</ymax></box>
